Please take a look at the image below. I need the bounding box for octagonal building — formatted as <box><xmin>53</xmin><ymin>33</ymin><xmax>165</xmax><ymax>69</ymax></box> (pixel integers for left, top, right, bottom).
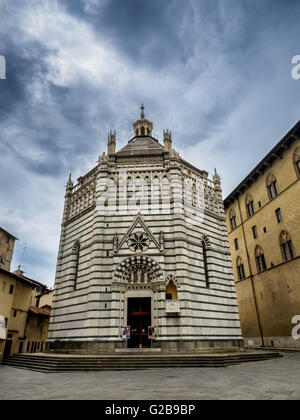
<box><xmin>48</xmin><ymin>107</ymin><xmax>242</xmax><ymax>353</ymax></box>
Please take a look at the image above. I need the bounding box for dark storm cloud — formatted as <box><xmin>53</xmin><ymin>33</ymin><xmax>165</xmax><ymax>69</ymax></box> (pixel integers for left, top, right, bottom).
<box><xmin>59</xmin><ymin>0</ymin><xmax>186</xmax><ymax>68</ymax></box>
<box><xmin>0</xmin><ymin>37</ymin><xmax>50</xmax><ymax>119</ymax></box>
<box><xmin>0</xmin><ymin>42</ymin><xmax>98</xmax><ymax>178</ymax></box>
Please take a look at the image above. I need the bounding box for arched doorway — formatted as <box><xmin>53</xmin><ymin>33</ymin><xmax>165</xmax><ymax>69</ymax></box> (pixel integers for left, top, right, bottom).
<box><xmin>113</xmin><ymin>256</ymin><xmax>163</xmax><ymax>348</ymax></box>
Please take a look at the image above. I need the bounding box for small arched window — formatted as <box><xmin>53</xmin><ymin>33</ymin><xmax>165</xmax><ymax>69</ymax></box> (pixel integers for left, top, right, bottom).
<box><xmin>255</xmin><ymin>245</ymin><xmax>267</xmax><ymax>273</ymax></box>
<box><xmin>165</xmin><ymin>279</ymin><xmax>178</xmax><ymax>300</ymax></box>
<box><xmin>72</xmin><ymin>240</ymin><xmax>80</xmax><ymax>290</ymax></box>
<box><xmin>229</xmin><ymin>209</ymin><xmax>237</xmax><ymax>230</ymax></box>
<box><xmin>202</xmin><ymin>240</ymin><xmax>209</xmax><ymax>287</ymax></box>
<box><xmin>236</xmin><ymin>257</ymin><xmax>246</xmax><ymax>280</ymax></box>
<box><xmin>266</xmin><ymin>173</ymin><xmax>279</xmax><ymax>200</ymax></box>
<box><xmin>280</xmin><ymin>231</ymin><xmax>296</xmax><ymax>262</ymax></box>
<box><xmin>293</xmin><ymin>147</ymin><xmax>300</xmax><ymax>178</ymax></box>
<box><xmin>246</xmin><ymin>194</ymin><xmax>255</xmax><ymax>217</ymax></box>
<box><xmin>127</xmin><ymin>177</ymin><xmax>133</xmax><ymax>199</ymax></box>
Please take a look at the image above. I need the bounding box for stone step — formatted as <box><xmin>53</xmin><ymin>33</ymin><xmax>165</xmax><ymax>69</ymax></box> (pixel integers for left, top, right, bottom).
<box><xmin>2</xmin><ymin>351</ymin><xmax>282</xmax><ymax>373</ymax></box>
<box><xmin>4</xmin><ymin>352</ymin><xmax>281</xmax><ymax>362</ymax></box>
<box><xmin>2</xmin><ymin>358</ymin><xmax>278</xmax><ymax>370</ymax></box>
<box><xmin>4</xmin><ymin>351</ymin><xmax>281</xmax><ymax>361</ymax></box>
<box><xmin>5</xmin><ymin>357</ymin><xmax>274</xmax><ymax>367</ymax></box>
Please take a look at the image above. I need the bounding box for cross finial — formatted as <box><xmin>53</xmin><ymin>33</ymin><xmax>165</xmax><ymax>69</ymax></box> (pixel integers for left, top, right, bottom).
<box><xmin>141</xmin><ymin>104</ymin><xmax>145</xmax><ymax>119</ymax></box>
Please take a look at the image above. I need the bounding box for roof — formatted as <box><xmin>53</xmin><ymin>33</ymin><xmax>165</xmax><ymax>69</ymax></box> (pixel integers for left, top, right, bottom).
<box><xmin>35</xmin><ymin>289</ymin><xmax>53</xmax><ymax>298</ymax></box>
<box><xmin>0</xmin><ymin>267</ymin><xmax>47</xmax><ymax>290</ymax></box>
<box><xmin>116</xmin><ymin>136</ymin><xmax>164</xmax><ymax>157</ymax></box>
<box><xmin>224</xmin><ymin>120</ymin><xmax>300</xmax><ymax>207</ymax></box>
<box><xmin>0</xmin><ymin>227</ymin><xmax>18</xmax><ymax>240</ymax></box>
<box><xmin>28</xmin><ymin>305</ymin><xmax>51</xmax><ymax>317</ymax></box>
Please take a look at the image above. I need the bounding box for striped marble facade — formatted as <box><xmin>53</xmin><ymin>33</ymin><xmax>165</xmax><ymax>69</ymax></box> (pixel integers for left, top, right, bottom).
<box><xmin>47</xmin><ymin>111</ymin><xmax>242</xmax><ymax>353</ymax></box>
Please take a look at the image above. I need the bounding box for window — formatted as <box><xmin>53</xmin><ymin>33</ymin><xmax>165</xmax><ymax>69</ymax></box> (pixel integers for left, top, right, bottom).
<box><xmin>255</xmin><ymin>246</ymin><xmax>267</xmax><ymax>272</ymax></box>
<box><xmin>202</xmin><ymin>240</ymin><xmax>209</xmax><ymax>288</ymax></box>
<box><xmin>280</xmin><ymin>231</ymin><xmax>296</xmax><ymax>262</ymax></box>
<box><xmin>229</xmin><ymin>209</ymin><xmax>237</xmax><ymax>230</ymax></box>
<box><xmin>293</xmin><ymin>147</ymin><xmax>300</xmax><ymax>177</ymax></box>
<box><xmin>234</xmin><ymin>239</ymin><xmax>239</xmax><ymax>250</ymax></box>
<box><xmin>72</xmin><ymin>240</ymin><xmax>80</xmax><ymax>291</ymax></box>
<box><xmin>165</xmin><ymin>279</ymin><xmax>178</xmax><ymax>300</ymax></box>
<box><xmin>266</xmin><ymin>174</ymin><xmax>279</xmax><ymax>200</ymax></box>
<box><xmin>246</xmin><ymin>194</ymin><xmax>255</xmax><ymax>217</ymax></box>
<box><xmin>9</xmin><ymin>284</ymin><xmax>14</xmax><ymax>295</ymax></box>
<box><xmin>237</xmin><ymin>257</ymin><xmax>246</xmax><ymax>280</ymax></box>
<box><xmin>13</xmin><ymin>310</ymin><xmax>17</xmax><ymax>317</ymax></box>
<box><xmin>252</xmin><ymin>226</ymin><xmax>258</xmax><ymax>239</ymax></box>
<box><xmin>276</xmin><ymin>208</ymin><xmax>283</xmax><ymax>223</ymax></box>
<box><xmin>263</xmin><ymin>227</ymin><xmax>267</xmax><ymax>233</ymax></box>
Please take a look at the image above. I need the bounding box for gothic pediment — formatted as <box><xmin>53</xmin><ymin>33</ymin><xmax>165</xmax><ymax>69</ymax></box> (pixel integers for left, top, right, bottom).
<box><xmin>113</xmin><ymin>214</ymin><xmax>163</xmax><ymax>254</ymax></box>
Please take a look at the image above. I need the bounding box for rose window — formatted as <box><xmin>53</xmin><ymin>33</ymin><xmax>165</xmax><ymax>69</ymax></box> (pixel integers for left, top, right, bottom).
<box><xmin>127</xmin><ymin>231</ymin><xmax>150</xmax><ymax>253</ymax></box>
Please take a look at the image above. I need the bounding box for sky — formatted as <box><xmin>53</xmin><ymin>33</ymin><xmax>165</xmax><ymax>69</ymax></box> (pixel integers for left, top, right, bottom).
<box><xmin>0</xmin><ymin>0</ymin><xmax>300</xmax><ymax>287</ymax></box>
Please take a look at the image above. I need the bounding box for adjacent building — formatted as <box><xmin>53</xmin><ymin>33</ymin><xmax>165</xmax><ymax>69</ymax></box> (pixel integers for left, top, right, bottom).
<box><xmin>224</xmin><ymin>121</ymin><xmax>300</xmax><ymax>348</ymax></box>
<box><xmin>0</xmin><ymin>227</ymin><xmax>53</xmax><ymax>361</ymax></box>
<box><xmin>0</xmin><ymin>227</ymin><xmax>17</xmax><ymax>271</ymax></box>
<box><xmin>48</xmin><ymin>107</ymin><xmax>242</xmax><ymax>354</ymax></box>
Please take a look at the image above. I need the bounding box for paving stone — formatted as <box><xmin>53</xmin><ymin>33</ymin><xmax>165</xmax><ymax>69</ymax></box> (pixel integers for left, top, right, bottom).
<box><xmin>0</xmin><ymin>353</ymin><xmax>299</xmax><ymax>400</ymax></box>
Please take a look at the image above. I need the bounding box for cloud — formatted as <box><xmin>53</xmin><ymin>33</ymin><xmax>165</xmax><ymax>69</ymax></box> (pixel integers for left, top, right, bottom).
<box><xmin>0</xmin><ymin>0</ymin><xmax>300</xmax><ymax>286</ymax></box>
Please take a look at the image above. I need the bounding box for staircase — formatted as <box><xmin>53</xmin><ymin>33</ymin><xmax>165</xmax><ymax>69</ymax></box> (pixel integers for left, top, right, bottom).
<box><xmin>2</xmin><ymin>351</ymin><xmax>282</xmax><ymax>373</ymax></box>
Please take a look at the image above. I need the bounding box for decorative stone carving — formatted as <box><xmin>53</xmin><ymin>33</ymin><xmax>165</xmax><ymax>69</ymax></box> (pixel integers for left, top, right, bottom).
<box><xmin>116</xmin><ymin>215</ymin><xmax>161</xmax><ymax>253</ymax></box>
<box><xmin>124</xmin><ymin>263</ymin><xmax>156</xmax><ymax>284</ymax></box>
<box><xmin>165</xmin><ymin>274</ymin><xmax>180</xmax><ymax>288</ymax></box>
<box><xmin>113</xmin><ymin>234</ymin><xmax>119</xmax><ymax>252</ymax></box>
<box><xmin>165</xmin><ymin>300</ymin><xmax>180</xmax><ymax>314</ymax></box>
<box><xmin>113</xmin><ymin>255</ymin><xmax>163</xmax><ymax>288</ymax></box>
<box><xmin>127</xmin><ymin>231</ymin><xmax>150</xmax><ymax>253</ymax></box>
<box><xmin>159</xmin><ymin>231</ymin><xmax>165</xmax><ymax>251</ymax></box>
